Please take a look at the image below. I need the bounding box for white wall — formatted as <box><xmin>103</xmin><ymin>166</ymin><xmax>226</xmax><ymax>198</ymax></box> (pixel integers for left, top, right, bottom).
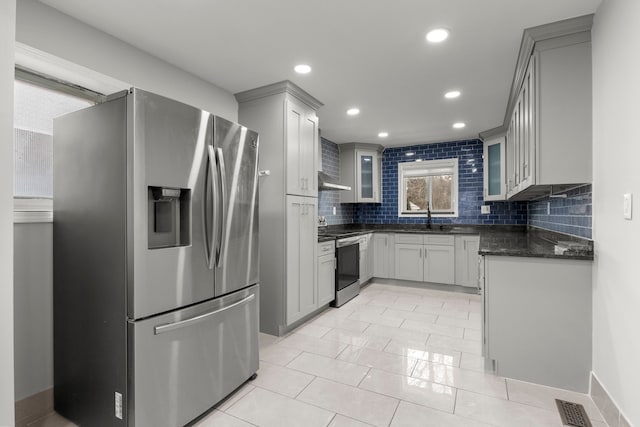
<box><xmin>16</xmin><ymin>0</ymin><xmax>238</xmax><ymax>121</ymax></box>
<box><xmin>0</xmin><ymin>0</ymin><xmax>16</xmax><ymax>425</ymax></box>
<box><xmin>592</xmin><ymin>0</ymin><xmax>640</xmax><ymax>424</ymax></box>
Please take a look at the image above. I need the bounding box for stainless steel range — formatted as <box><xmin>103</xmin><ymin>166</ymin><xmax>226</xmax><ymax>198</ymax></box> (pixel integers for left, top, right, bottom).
<box><xmin>333</xmin><ymin>236</ymin><xmax>361</xmax><ymax>307</ymax></box>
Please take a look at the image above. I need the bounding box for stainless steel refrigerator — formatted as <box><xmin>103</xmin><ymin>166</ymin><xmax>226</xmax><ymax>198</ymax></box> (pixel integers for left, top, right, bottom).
<box><xmin>53</xmin><ymin>88</ymin><xmax>260</xmax><ymax>426</ymax></box>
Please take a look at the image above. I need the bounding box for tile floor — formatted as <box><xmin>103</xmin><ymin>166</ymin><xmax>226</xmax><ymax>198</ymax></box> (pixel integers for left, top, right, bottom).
<box><xmin>38</xmin><ymin>281</ymin><xmax>607</xmax><ymax>426</ymax></box>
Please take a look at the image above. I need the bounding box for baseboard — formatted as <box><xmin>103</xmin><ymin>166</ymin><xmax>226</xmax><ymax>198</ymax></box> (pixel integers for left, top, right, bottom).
<box><xmin>590</xmin><ymin>372</ymin><xmax>632</xmax><ymax>427</ymax></box>
<box><xmin>15</xmin><ymin>388</ymin><xmax>54</xmax><ymax>427</ymax></box>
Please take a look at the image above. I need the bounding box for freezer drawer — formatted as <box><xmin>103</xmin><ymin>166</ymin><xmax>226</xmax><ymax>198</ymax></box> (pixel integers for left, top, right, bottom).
<box><xmin>128</xmin><ymin>285</ymin><xmax>259</xmax><ymax>427</ymax></box>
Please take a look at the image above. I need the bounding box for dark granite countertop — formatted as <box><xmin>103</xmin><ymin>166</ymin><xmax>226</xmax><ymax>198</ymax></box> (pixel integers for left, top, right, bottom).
<box><xmin>317</xmin><ymin>224</ymin><xmax>593</xmax><ymax>260</ymax></box>
<box><xmin>317</xmin><ymin>235</ymin><xmax>336</xmax><ymax>243</ymax></box>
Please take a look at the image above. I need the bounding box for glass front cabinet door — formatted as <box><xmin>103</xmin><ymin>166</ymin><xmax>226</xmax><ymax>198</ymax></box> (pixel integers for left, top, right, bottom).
<box><xmin>483</xmin><ymin>135</ymin><xmax>506</xmax><ymax>201</ymax></box>
<box><xmin>356</xmin><ymin>150</ymin><xmax>380</xmax><ymax>203</ymax></box>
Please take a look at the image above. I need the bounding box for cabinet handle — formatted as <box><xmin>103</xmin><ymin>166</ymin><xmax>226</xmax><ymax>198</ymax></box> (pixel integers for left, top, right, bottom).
<box><xmin>464</xmin><ymin>240</ymin><xmax>467</xmax><ymax>251</ymax></box>
<box><xmin>419</xmin><ymin>248</ymin><xmax>422</xmax><ymax>258</ymax></box>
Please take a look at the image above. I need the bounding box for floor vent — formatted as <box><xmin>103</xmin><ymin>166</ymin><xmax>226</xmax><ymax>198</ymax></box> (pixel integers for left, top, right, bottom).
<box><xmin>555</xmin><ymin>399</ymin><xmax>593</xmax><ymax>427</ymax></box>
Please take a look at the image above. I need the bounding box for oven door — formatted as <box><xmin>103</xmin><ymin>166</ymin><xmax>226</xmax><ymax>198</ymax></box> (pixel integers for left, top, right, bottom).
<box><xmin>336</xmin><ymin>242</ymin><xmax>360</xmax><ymax>291</ymax></box>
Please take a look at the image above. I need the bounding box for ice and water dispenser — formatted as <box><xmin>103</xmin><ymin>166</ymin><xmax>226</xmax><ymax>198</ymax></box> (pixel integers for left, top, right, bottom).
<box><xmin>148</xmin><ymin>186</ymin><xmax>191</xmax><ymax>249</ymax></box>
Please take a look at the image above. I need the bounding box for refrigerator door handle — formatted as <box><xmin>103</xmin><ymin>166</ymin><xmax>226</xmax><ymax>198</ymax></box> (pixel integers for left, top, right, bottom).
<box><xmin>153</xmin><ymin>293</ymin><xmax>255</xmax><ymax>335</ymax></box>
<box><xmin>205</xmin><ymin>145</ymin><xmax>218</xmax><ymax>269</ymax></box>
<box><xmin>215</xmin><ymin>147</ymin><xmax>228</xmax><ymax>268</ymax></box>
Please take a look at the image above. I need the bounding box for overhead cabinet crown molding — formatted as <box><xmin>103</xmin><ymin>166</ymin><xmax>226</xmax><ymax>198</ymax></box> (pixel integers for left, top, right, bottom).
<box><xmin>235</xmin><ymin>80</ymin><xmax>324</xmax><ymax>110</ymax></box>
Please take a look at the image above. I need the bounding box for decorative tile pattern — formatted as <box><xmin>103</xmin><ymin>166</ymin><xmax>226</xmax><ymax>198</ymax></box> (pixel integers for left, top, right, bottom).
<box><xmin>528</xmin><ymin>184</ymin><xmax>592</xmax><ymax>238</ymax></box>
<box><xmin>351</xmin><ymin>140</ymin><xmax>528</xmax><ymax>225</ymax></box>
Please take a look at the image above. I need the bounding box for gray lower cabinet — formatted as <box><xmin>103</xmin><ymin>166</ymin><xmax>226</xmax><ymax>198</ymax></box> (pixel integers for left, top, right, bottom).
<box><xmin>455</xmin><ymin>235</ymin><xmax>480</xmax><ymax>287</ymax></box>
<box><xmin>393</xmin><ymin>234</ymin><xmax>455</xmax><ymax>285</ymax></box>
<box><xmin>317</xmin><ymin>241</ymin><xmax>336</xmax><ymax>306</ymax></box>
<box><xmin>372</xmin><ymin>233</ymin><xmax>394</xmax><ymax>278</ymax></box>
<box><xmin>482</xmin><ymin>255</ymin><xmax>592</xmax><ymax>392</ymax></box>
<box><xmin>285</xmin><ymin>196</ymin><xmax>318</xmax><ymax>325</ymax></box>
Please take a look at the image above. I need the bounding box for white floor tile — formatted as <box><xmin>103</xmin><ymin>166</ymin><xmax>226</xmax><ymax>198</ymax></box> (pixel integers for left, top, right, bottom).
<box><xmin>400</xmin><ymin>319</ymin><xmax>465</xmax><ymax>338</ymax></box>
<box><xmin>337</xmin><ymin>345</ymin><xmax>418</xmax><ymax>376</ymax></box>
<box><xmin>458</xmin><ymin>352</ymin><xmax>489</xmax><ymax>373</ymax></box>
<box><xmin>193</xmin><ymin>410</ymin><xmax>255</xmax><ymax>427</ymax></box>
<box><xmin>427</xmin><ymin>333</ymin><xmax>482</xmax><ymax>355</ymax></box>
<box><xmin>350</xmin><ymin>304</ymin><xmax>387</xmax><ymax>315</ymax></box>
<box><xmin>252</xmin><ymin>361</ymin><xmax>315</xmax><ymax>397</ymax></box>
<box><xmin>287</xmin><ymin>352</ymin><xmax>370</xmax><ymax>386</ymax></box>
<box><xmin>390</xmin><ymin>401</ymin><xmax>494</xmax><ymax>427</ymax></box>
<box><xmin>381</xmin><ymin>308</ymin><xmax>438</xmax><ymax>324</ymax></box>
<box><xmin>321</xmin><ymin>328</ymin><xmax>391</xmax><ymax>351</ymax></box>
<box><xmin>359</xmin><ymin>369</ymin><xmax>456</xmax><ymax>413</ymax></box>
<box><xmin>259</xmin><ymin>344</ymin><xmax>303</xmax><ymax>366</ymax></box>
<box><xmin>505</xmin><ymin>378</ymin><xmax>604</xmax><ymax>423</ymax></box>
<box><xmin>414</xmin><ymin>304</ymin><xmax>470</xmax><ymax>319</ymax></box>
<box><xmin>362</xmin><ymin>323</ymin><xmax>429</xmax><ymax>343</ymax></box>
<box><xmin>463</xmin><ymin>328</ymin><xmax>482</xmax><ymax>341</ymax></box>
<box><xmin>455</xmin><ymin>389</ymin><xmax>563</xmax><ymax>427</ymax></box>
<box><xmin>412</xmin><ymin>360</ymin><xmax>507</xmax><ymax>399</ymax></box>
<box><xmin>348</xmin><ymin>311</ymin><xmax>404</xmax><ymax>327</ymax></box>
<box><xmin>216</xmin><ymin>383</ymin><xmax>255</xmax><ymax>412</ymax></box>
<box><xmin>297</xmin><ymin>378</ymin><xmax>399</xmax><ymax>427</ymax></box>
<box><xmin>383</xmin><ymin>340</ymin><xmax>461</xmax><ymax>367</ymax></box>
<box><xmin>292</xmin><ymin>323</ymin><xmax>332</xmax><ymax>338</ymax></box>
<box><xmin>367</xmin><ymin>299</ymin><xmax>418</xmax><ymax>311</ymax></box>
<box><xmin>436</xmin><ymin>314</ymin><xmax>481</xmax><ymax>330</ymax></box>
<box><xmin>328</xmin><ymin>414</ymin><xmax>375</xmax><ymax>427</ymax></box>
<box><xmin>311</xmin><ymin>315</ymin><xmax>371</xmax><ymax>333</ymax></box>
<box><xmin>259</xmin><ymin>332</ymin><xmax>281</xmax><ymax>350</ymax></box>
<box><xmin>279</xmin><ymin>332</ymin><xmax>347</xmax><ymax>358</ymax></box>
<box><xmin>225</xmin><ymin>387</ymin><xmax>334</xmax><ymax>427</ymax></box>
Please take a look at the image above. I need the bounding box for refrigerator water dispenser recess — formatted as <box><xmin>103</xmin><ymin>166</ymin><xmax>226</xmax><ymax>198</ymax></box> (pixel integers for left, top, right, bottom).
<box><xmin>148</xmin><ymin>186</ymin><xmax>191</xmax><ymax>249</ymax></box>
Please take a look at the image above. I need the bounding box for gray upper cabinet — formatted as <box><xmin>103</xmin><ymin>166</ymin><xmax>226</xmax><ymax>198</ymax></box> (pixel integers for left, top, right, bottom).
<box><xmin>482</xmin><ymin>15</ymin><xmax>593</xmax><ymax>201</ymax></box>
<box><xmin>339</xmin><ymin>143</ymin><xmax>383</xmax><ymax>203</ymax></box>
<box><xmin>482</xmin><ymin>133</ymin><xmax>506</xmax><ymax>201</ymax></box>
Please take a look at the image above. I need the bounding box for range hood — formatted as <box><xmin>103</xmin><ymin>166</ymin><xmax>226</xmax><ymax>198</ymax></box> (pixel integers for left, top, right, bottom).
<box><xmin>318</xmin><ymin>171</ymin><xmax>351</xmax><ymax>191</ymax></box>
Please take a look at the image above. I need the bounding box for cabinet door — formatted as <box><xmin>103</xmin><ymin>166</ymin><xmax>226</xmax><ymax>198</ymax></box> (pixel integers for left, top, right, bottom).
<box><xmin>394</xmin><ymin>244</ymin><xmax>423</xmax><ymax>281</ymax></box>
<box><xmin>317</xmin><ymin>253</ymin><xmax>335</xmax><ymax>306</ymax></box>
<box><xmin>484</xmin><ymin>136</ymin><xmax>506</xmax><ymax>201</ymax></box>
<box><xmin>301</xmin><ymin>112</ymin><xmax>318</xmax><ymax>197</ymax></box>
<box><xmin>373</xmin><ymin>234</ymin><xmax>389</xmax><ymax>278</ymax></box>
<box><xmin>356</xmin><ymin>150</ymin><xmax>379</xmax><ymax>203</ymax></box>
<box><xmin>455</xmin><ymin>236</ymin><xmax>480</xmax><ymax>287</ymax></box>
<box><xmin>286</xmin><ymin>100</ymin><xmax>317</xmax><ymax>197</ymax></box>
<box><xmin>424</xmin><ymin>245</ymin><xmax>455</xmax><ymax>284</ymax></box>
<box><xmin>286</xmin><ymin>197</ymin><xmax>317</xmax><ymax>324</ymax></box>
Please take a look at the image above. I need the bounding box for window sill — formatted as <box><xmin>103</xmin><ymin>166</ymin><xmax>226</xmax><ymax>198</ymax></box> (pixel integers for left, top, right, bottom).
<box><xmin>14</xmin><ymin>198</ymin><xmax>53</xmax><ymax>224</ymax></box>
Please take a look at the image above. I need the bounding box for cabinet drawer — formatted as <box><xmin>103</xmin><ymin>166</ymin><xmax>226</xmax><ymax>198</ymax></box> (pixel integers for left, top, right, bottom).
<box><xmin>424</xmin><ymin>235</ymin><xmax>455</xmax><ymax>246</ymax></box>
<box><xmin>395</xmin><ymin>234</ymin><xmax>423</xmax><ymax>245</ymax></box>
<box><xmin>317</xmin><ymin>241</ymin><xmax>335</xmax><ymax>256</ymax></box>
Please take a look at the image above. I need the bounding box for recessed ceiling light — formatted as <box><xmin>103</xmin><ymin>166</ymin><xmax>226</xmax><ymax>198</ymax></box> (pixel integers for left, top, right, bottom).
<box><xmin>426</xmin><ymin>28</ymin><xmax>450</xmax><ymax>43</ymax></box>
<box><xmin>347</xmin><ymin>108</ymin><xmax>360</xmax><ymax>116</ymax></box>
<box><xmin>294</xmin><ymin>64</ymin><xmax>311</xmax><ymax>74</ymax></box>
<box><xmin>378</xmin><ymin>132</ymin><xmax>389</xmax><ymax>138</ymax></box>
<box><xmin>445</xmin><ymin>90</ymin><xmax>461</xmax><ymax>99</ymax></box>
<box><xmin>453</xmin><ymin>122</ymin><xmax>466</xmax><ymax>129</ymax></box>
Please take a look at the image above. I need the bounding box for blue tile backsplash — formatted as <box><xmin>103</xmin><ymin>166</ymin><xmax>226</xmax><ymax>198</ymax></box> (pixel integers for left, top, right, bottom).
<box><xmin>528</xmin><ymin>184</ymin><xmax>592</xmax><ymax>238</ymax></box>
<box><xmin>353</xmin><ymin>139</ymin><xmax>527</xmax><ymax>225</ymax></box>
<box><xmin>317</xmin><ymin>137</ymin><xmax>592</xmax><ymax>239</ymax></box>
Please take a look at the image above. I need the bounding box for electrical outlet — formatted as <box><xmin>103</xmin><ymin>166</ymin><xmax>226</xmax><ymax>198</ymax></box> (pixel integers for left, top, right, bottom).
<box><xmin>624</xmin><ymin>193</ymin><xmax>633</xmax><ymax>220</ymax></box>
<box><xmin>332</xmin><ymin>206</ymin><xmax>337</xmax><ymax>215</ymax></box>
<box><xmin>481</xmin><ymin>205</ymin><xmax>490</xmax><ymax>214</ymax></box>
<box><xmin>547</xmin><ymin>202</ymin><xmax>551</xmax><ymax>215</ymax></box>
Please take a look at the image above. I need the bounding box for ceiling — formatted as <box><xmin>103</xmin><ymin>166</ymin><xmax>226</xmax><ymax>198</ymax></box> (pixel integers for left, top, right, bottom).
<box><xmin>39</xmin><ymin>0</ymin><xmax>601</xmax><ymax>147</ymax></box>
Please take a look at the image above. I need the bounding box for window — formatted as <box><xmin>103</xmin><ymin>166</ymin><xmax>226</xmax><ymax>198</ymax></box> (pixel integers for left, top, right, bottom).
<box><xmin>398</xmin><ymin>158</ymin><xmax>458</xmax><ymax>217</ymax></box>
<box><xmin>13</xmin><ymin>68</ymin><xmax>103</xmax><ymax>222</ymax></box>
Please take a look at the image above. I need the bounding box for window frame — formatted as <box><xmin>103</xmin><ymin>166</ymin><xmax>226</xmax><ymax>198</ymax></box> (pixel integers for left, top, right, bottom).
<box><xmin>397</xmin><ymin>158</ymin><xmax>459</xmax><ymax>218</ymax></box>
<box><xmin>13</xmin><ymin>68</ymin><xmax>105</xmax><ymax>224</ymax></box>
